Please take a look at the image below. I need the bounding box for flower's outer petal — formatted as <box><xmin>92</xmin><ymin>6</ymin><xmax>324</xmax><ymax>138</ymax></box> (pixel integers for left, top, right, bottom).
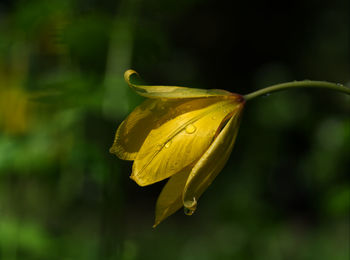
<box><xmin>109</xmin><ymin>99</ymin><xmax>171</xmax><ymax>160</ymax></box>
<box><xmin>183</xmin><ymin>104</ymin><xmax>244</xmax><ymax>213</ymax></box>
<box><xmin>125</xmin><ymin>70</ymin><xmax>232</xmax><ymax>99</ymax></box>
<box><xmin>109</xmin><ymin>97</ymin><xmax>231</xmax><ymax>160</ymax></box>
<box><xmin>132</xmin><ymin>96</ymin><xmax>242</xmax><ymax>186</ymax></box>
<box><xmin>153</xmin><ymin>166</ymin><xmax>192</xmax><ymax>228</ymax></box>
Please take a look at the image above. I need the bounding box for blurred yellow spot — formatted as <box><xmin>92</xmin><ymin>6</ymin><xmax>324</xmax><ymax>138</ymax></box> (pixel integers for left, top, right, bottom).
<box><xmin>0</xmin><ymin>87</ymin><xmax>31</xmax><ymax>135</ymax></box>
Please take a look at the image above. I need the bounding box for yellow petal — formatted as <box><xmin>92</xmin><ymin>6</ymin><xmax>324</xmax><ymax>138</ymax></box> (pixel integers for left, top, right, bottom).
<box><xmin>124</xmin><ymin>70</ymin><xmax>232</xmax><ymax>99</ymax></box>
<box><xmin>132</xmin><ymin>96</ymin><xmax>241</xmax><ymax>186</ymax></box>
<box><xmin>153</xmin><ymin>165</ymin><xmax>192</xmax><ymax>228</ymax></box>
<box><xmin>183</xmin><ymin>104</ymin><xmax>244</xmax><ymax>212</ymax></box>
<box><xmin>109</xmin><ymin>97</ymin><xmax>226</xmax><ymax>160</ymax></box>
<box><xmin>110</xmin><ymin>99</ymin><xmax>185</xmax><ymax>160</ymax></box>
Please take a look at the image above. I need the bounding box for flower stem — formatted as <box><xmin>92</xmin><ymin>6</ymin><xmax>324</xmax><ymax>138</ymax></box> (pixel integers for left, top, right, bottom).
<box><xmin>243</xmin><ymin>80</ymin><xmax>350</xmax><ymax>101</ymax></box>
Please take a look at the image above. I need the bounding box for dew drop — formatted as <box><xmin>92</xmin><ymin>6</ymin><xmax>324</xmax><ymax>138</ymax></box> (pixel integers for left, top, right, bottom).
<box><xmin>211</xmin><ymin>116</ymin><xmax>216</xmax><ymax>120</ymax></box>
<box><xmin>155</xmin><ymin>144</ymin><xmax>162</xmax><ymax>151</ymax></box>
<box><xmin>184</xmin><ymin>207</ymin><xmax>194</xmax><ymax>216</ymax></box>
<box><xmin>165</xmin><ymin>140</ymin><xmax>172</xmax><ymax>148</ymax></box>
<box><xmin>185</xmin><ymin>124</ymin><xmax>196</xmax><ymax>134</ymax></box>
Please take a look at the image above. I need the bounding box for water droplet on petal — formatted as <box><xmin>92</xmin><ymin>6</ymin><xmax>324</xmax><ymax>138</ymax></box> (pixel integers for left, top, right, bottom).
<box><xmin>165</xmin><ymin>140</ymin><xmax>172</xmax><ymax>148</ymax></box>
<box><xmin>211</xmin><ymin>116</ymin><xmax>216</xmax><ymax>120</ymax></box>
<box><xmin>185</xmin><ymin>124</ymin><xmax>196</xmax><ymax>134</ymax></box>
<box><xmin>184</xmin><ymin>207</ymin><xmax>194</xmax><ymax>216</ymax></box>
<box><xmin>184</xmin><ymin>197</ymin><xmax>197</xmax><ymax>216</ymax></box>
<box><xmin>155</xmin><ymin>144</ymin><xmax>162</xmax><ymax>151</ymax></box>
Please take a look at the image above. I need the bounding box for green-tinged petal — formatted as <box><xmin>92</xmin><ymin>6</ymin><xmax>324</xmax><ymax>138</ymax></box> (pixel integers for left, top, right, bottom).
<box><xmin>109</xmin><ymin>99</ymin><xmax>172</xmax><ymax>160</ymax></box>
<box><xmin>124</xmin><ymin>70</ymin><xmax>232</xmax><ymax>99</ymax></box>
<box><xmin>132</xmin><ymin>97</ymin><xmax>242</xmax><ymax>186</ymax></box>
<box><xmin>110</xmin><ymin>99</ymin><xmax>193</xmax><ymax>160</ymax></box>
<box><xmin>153</xmin><ymin>166</ymin><xmax>192</xmax><ymax>228</ymax></box>
<box><xmin>183</xmin><ymin>104</ymin><xmax>244</xmax><ymax>212</ymax></box>
<box><xmin>109</xmin><ymin>96</ymin><xmax>235</xmax><ymax>160</ymax></box>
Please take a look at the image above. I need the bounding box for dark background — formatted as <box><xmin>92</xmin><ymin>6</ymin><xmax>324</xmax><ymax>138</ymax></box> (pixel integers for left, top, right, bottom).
<box><xmin>0</xmin><ymin>0</ymin><xmax>349</xmax><ymax>259</ymax></box>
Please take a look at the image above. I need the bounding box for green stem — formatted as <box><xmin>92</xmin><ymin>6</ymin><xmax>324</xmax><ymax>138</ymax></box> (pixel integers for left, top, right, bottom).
<box><xmin>243</xmin><ymin>80</ymin><xmax>350</xmax><ymax>101</ymax></box>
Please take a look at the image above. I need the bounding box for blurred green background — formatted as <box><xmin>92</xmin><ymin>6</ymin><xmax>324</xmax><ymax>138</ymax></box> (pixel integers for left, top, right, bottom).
<box><xmin>0</xmin><ymin>0</ymin><xmax>349</xmax><ymax>259</ymax></box>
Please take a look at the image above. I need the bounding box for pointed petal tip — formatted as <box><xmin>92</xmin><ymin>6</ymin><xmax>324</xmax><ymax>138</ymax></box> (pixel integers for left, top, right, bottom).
<box><xmin>129</xmin><ymin>174</ymin><xmax>148</xmax><ymax>187</ymax></box>
<box><xmin>109</xmin><ymin>145</ymin><xmax>116</xmax><ymax>154</ymax></box>
<box><xmin>129</xmin><ymin>175</ymin><xmax>136</xmax><ymax>182</ymax></box>
<box><xmin>109</xmin><ymin>143</ymin><xmax>135</xmax><ymax>160</ymax></box>
<box><xmin>109</xmin><ymin>145</ymin><xmax>124</xmax><ymax>158</ymax></box>
<box><xmin>152</xmin><ymin>221</ymin><xmax>160</xmax><ymax>228</ymax></box>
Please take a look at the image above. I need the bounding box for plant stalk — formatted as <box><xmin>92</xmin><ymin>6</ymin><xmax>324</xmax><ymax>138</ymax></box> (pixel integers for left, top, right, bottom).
<box><xmin>243</xmin><ymin>81</ymin><xmax>350</xmax><ymax>101</ymax></box>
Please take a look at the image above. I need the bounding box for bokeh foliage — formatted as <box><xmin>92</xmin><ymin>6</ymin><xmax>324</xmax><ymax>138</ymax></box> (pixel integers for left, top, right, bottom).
<box><xmin>0</xmin><ymin>0</ymin><xmax>349</xmax><ymax>259</ymax></box>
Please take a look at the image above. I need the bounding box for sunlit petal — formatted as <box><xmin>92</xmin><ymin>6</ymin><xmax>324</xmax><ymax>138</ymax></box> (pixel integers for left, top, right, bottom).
<box><xmin>132</xmin><ymin>97</ymin><xmax>241</xmax><ymax>186</ymax></box>
<box><xmin>125</xmin><ymin>70</ymin><xmax>232</xmax><ymax>99</ymax></box>
<box><xmin>109</xmin><ymin>99</ymin><xmax>176</xmax><ymax>160</ymax></box>
<box><xmin>110</xmin><ymin>96</ymin><xmax>236</xmax><ymax>160</ymax></box>
<box><xmin>183</xmin><ymin>104</ymin><xmax>244</xmax><ymax>212</ymax></box>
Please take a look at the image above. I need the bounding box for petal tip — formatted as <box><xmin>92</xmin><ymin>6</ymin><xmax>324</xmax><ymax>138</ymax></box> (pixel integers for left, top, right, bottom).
<box><xmin>109</xmin><ymin>143</ymin><xmax>136</xmax><ymax>160</ymax></box>
<box><xmin>109</xmin><ymin>145</ymin><xmax>117</xmax><ymax>154</ymax></box>
<box><xmin>152</xmin><ymin>221</ymin><xmax>160</xmax><ymax>228</ymax></box>
<box><xmin>130</xmin><ymin>174</ymin><xmax>148</xmax><ymax>187</ymax></box>
<box><xmin>124</xmin><ymin>69</ymin><xmax>139</xmax><ymax>85</ymax></box>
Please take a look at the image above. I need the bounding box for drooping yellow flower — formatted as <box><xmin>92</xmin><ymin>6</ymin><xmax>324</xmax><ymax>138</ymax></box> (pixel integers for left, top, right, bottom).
<box><xmin>110</xmin><ymin>70</ymin><xmax>245</xmax><ymax>227</ymax></box>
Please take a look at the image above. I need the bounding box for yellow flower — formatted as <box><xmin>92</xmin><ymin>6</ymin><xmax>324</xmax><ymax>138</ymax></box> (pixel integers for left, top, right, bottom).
<box><xmin>110</xmin><ymin>70</ymin><xmax>245</xmax><ymax>227</ymax></box>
